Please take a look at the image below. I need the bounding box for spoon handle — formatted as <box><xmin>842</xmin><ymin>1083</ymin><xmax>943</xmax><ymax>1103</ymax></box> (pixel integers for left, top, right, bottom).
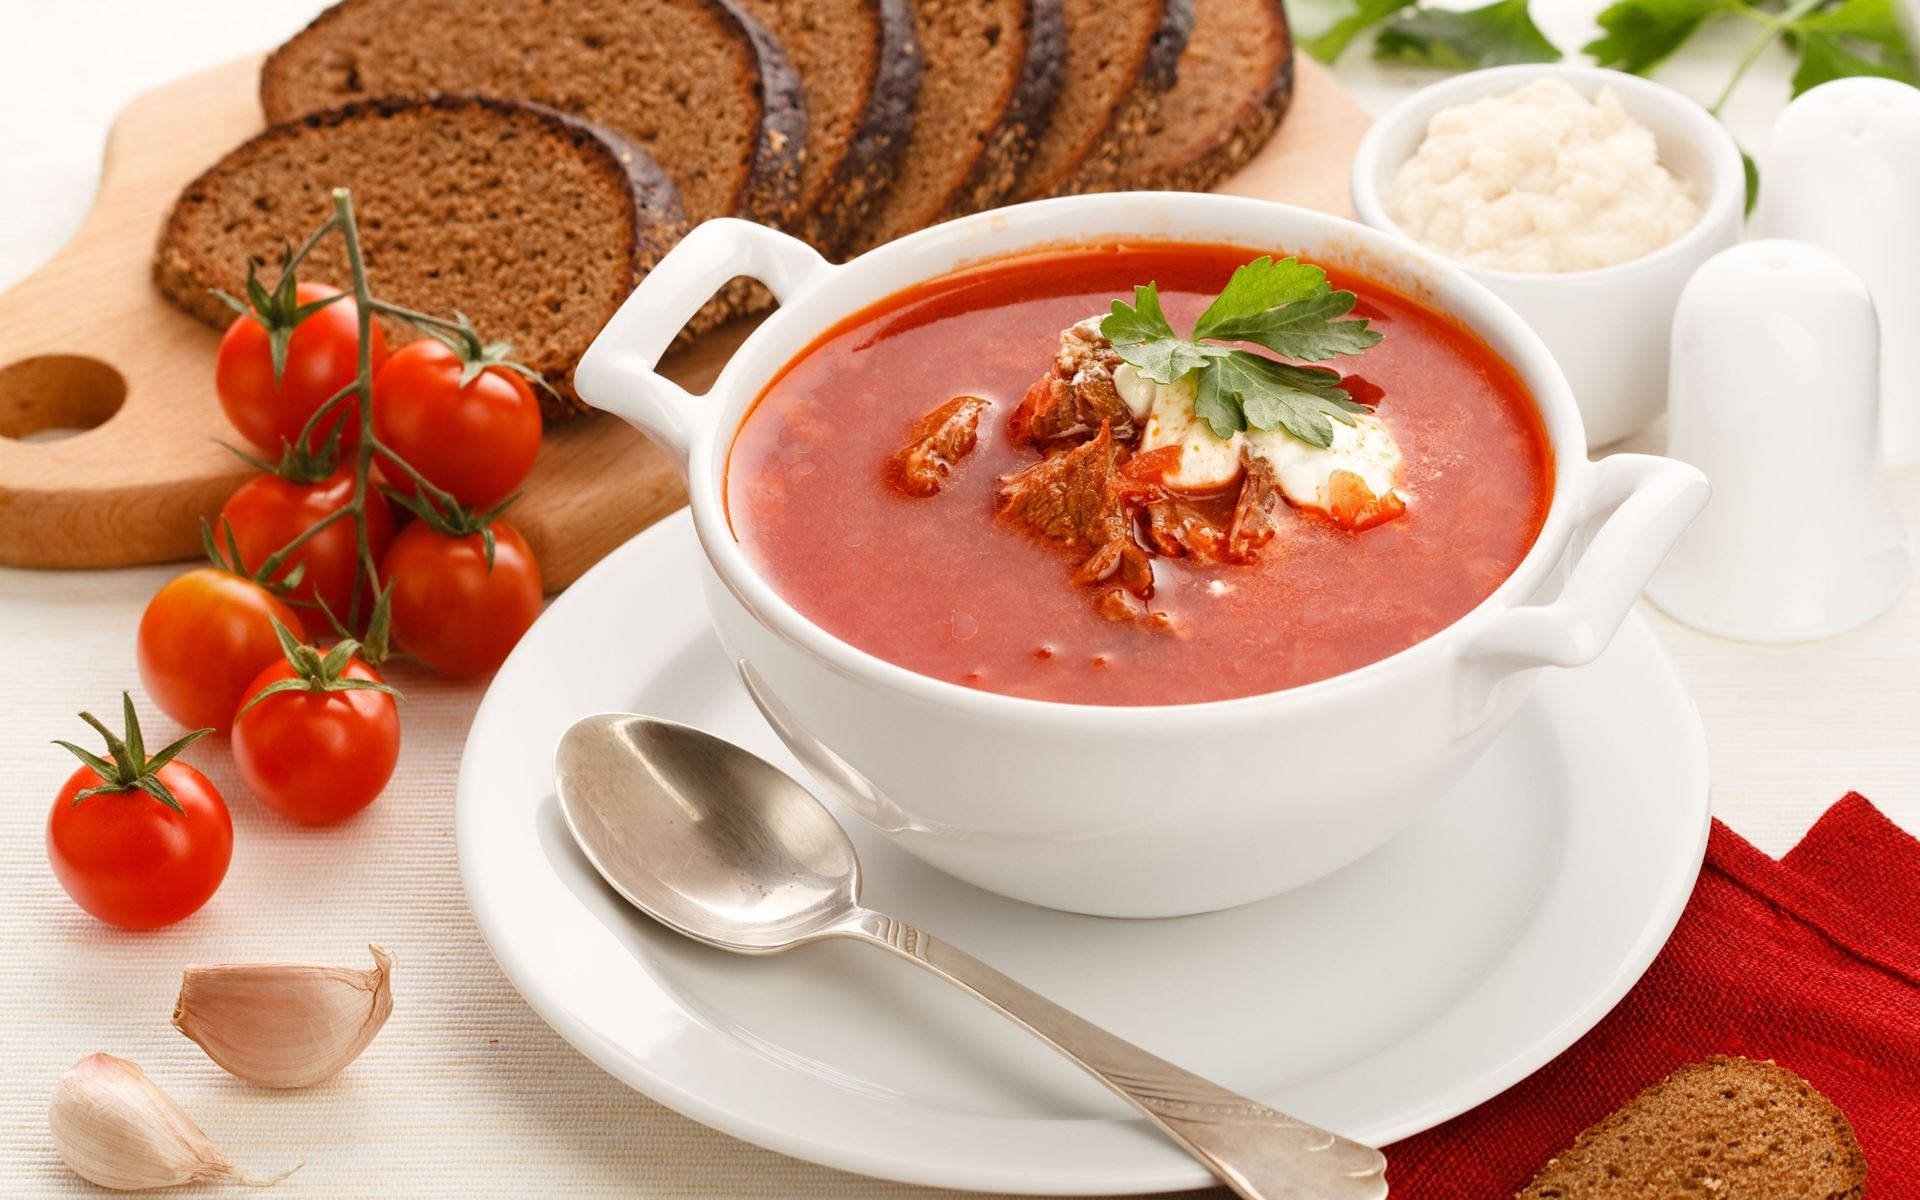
<box><xmin>839</xmin><ymin>908</ymin><xmax>1387</xmax><ymax>1200</ymax></box>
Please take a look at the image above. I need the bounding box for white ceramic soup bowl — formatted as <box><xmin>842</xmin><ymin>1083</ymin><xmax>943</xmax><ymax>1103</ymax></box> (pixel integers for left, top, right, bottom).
<box><xmin>574</xmin><ymin>193</ymin><xmax>1708</xmax><ymax>918</ymax></box>
<box><xmin>1351</xmin><ymin>64</ymin><xmax>1745</xmax><ymax>449</ymax></box>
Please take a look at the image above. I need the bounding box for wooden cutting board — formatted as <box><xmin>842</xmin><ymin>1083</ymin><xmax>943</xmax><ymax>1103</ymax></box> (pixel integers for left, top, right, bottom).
<box><xmin>0</xmin><ymin>54</ymin><xmax>1369</xmax><ymax>591</ymax></box>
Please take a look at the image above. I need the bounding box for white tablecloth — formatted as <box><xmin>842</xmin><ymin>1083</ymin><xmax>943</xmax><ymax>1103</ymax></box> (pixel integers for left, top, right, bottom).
<box><xmin>3</xmin><ymin>3</ymin><xmax>1914</xmax><ymax>1195</ymax></box>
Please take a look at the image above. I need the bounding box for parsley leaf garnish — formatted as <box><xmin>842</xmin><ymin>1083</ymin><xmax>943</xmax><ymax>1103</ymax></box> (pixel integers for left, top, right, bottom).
<box><xmin>1584</xmin><ymin>0</ymin><xmax>1732</xmax><ymax>74</ymax></box>
<box><xmin>1372</xmin><ymin>0</ymin><xmax>1561</xmax><ymax>69</ymax></box>
<box><xmin>1100</xmin><ymin>257</ymin><xmax>1382</xmax><ymax>448</ymax></box>
<box><xmin>1790</xmin><ymin>0</ymin><xmax>1920</xmax><ymax>95</ymax></box>
<box><xmin>1300</xmin><ymin>0</ymin><xmax>1420</xmax><ymax>62</ymax></box>
<box><xmin>1198</xmin><ymin>353</ymin><xmax>1371</xmax><ymax>447</ymax></box>
<box><xmin>1304</xmin><ymin>0</ymin><xmax>1559</xmax><ymax>66</ymax></box>
<box><xmin>1305</xmin><ymin>0</ymin><xmax>1919</xmax><ymax>144</ymax></box>
<box><xmin>1586</xmin><ymin>0</ymin><xmax>1918</xmax><ymax>111</ymax></box>
<box><xmin>1103</xmin><ymin>284</ymin><xmax>1208</xmax><ymax>384</ymax></box>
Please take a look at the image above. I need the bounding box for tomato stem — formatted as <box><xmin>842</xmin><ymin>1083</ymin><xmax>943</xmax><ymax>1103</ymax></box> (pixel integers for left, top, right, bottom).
<box><xmin>287</xmin><ymin>380</ymin><xmax>361</xmax><ymax>457</ymax></box>
<box><xmin>53</xmin><ymin>694</ymin><xmax>210</xmax><ymax>814</ymax></box>
<box><xmin>366</xmin><ymin>299</ymin><xmax>490</xmax><ymax>360</ymax></box>
<box><xmin>366</xmin><ymin>435</ymin><xmax>465</xmax><ymax>513</ymax></box>
<box><xmin>329</xmin><ymin>188</ymin><xmax>382</xmax><ymax>633</ymax></box>
<box><xmin>253</xmin><ymin>504</ymin><xmax>355</xmax><ymax>582</ymax></box>
<box><xmin>270</xmin><ymin>217</ymin><xmax>341</xmax><ymax>296</ymax></box>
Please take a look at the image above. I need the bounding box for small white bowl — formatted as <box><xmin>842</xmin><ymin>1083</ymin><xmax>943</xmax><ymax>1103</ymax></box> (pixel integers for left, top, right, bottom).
<box><xmin>1351</xmin><ymin>64</ymin><xmax>1745</xmax><ymax>448</ymax></box>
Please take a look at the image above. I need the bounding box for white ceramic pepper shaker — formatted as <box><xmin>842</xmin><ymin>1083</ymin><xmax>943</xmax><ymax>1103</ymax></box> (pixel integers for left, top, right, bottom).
<box><xmin>1757</xmin><ymin>77</ymin><xmax>1920</xmax><ymax>463</ymax></box>
<box><xmin>1648</xmin><ymin>240</ymin><xmax>1909</xmax><ymax>641</ymax></box>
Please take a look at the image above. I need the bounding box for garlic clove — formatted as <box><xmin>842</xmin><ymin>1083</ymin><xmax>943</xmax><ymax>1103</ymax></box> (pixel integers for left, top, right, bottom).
<box><xmin>49</xmin><ymin>1053</ymin><xmax>294</xmax><ymax>1190</ymax></box>
<box><xmin>172</xmin><ymin>944</ymin><xmax>394</xmax><ymax>1089</ymax></box>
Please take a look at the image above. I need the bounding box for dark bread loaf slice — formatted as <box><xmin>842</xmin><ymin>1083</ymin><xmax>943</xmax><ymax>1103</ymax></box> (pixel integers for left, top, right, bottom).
<box><xmin>846</xmin><ymin>0</ymin><xmax>1066</xmax><ymax>254</ymax></box>
<box><xmin>1112</xmin><ymin>0</ymin><xmax>1292</xmax><ymax>193</ymax></box>
<box><xmin>736</xmin><ymin>0</ymin><xmax>922</xmax><ymax>254</ymax></box>
<box><xmin>1520</xmin><ymin>1057</ymin><xmax>1867</xmax><ymax>1200</ymax></box>
<box><xmin>155</xmin><ymin>95</ymin><xmax>686</xmax><ymax>417</ymax></box>
<box><xmin>1010</xmin><ymin>0</ymin><xmax>1192</xmax><ymax>200</ymax></box>
<box><xmin>260</xmin><ymin>0</ymin><xmax>804</xmax><ymax>234</ymax></box>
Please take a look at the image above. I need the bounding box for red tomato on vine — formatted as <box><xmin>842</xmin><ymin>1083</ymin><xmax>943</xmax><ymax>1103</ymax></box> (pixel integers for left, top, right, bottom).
<box><xmin>379</xmin><ymin>518</ymin><xmax>542</xmax><ymax>678</ymax></box>
<box><xmin>215</xmin><ymin>276</ymin><xmax>387</xmax><ymax>454</ymax></box>
<box><xmin>48</xmin><ymin>696</ymin><xmax>230</xmax><ymax>929</ymax></box>
<box><xmin>372</xmin><ymin>337</ymin><xmax>544</xmax><ymax>508</ymax></box>
<box><xmin>217</xmin><ymin>462</ymin><xmax>394</xmax><ymax>617</ymax></box>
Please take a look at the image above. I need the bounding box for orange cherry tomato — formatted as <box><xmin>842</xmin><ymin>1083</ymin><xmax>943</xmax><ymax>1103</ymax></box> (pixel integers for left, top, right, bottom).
<box><xmin>215</xmin><ymin>282</ymin><xmax>387</xmax><ymax>454</ymax></box>
<box><xmin>379</xmin><ymin>521</ymin><xmax>542</xmax><ymax>677</ymax></box>
<box><xmin>137</xmin><ymin>569</ymin><xmax>307</xmax><ymax>734</ymax></box>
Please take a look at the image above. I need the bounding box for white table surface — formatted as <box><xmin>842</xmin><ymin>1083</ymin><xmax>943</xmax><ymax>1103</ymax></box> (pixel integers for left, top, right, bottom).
<box><xmin>2</xmin><ymin>3</ymin><xmax>1914</xmax><ymax>1196</ymax></box>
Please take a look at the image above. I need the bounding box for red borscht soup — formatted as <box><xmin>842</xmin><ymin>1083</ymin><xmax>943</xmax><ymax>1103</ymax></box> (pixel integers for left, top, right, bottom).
<box><xmin>727</xmin><ymin>243</ymin><xmax>1552</xmax><ymax>705</ymax></box>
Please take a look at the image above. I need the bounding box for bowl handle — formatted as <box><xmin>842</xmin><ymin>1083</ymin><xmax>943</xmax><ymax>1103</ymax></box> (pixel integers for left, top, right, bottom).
<box><xmin>1463</xmin><ymin>454</ymin><xmax>1709</xmax><ymax>670</ymax></box>
<box><xmin>572</xmin><ymin>219</ymin><xmax>833</xmax><ymax>475</ymax></box>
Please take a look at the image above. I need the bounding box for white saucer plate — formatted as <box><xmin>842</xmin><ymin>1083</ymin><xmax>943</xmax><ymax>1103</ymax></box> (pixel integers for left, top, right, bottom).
<box><xmin>457</xmin><ymin>511</ymin><xmax>1710</xmax><ymax>1195</ymax></box>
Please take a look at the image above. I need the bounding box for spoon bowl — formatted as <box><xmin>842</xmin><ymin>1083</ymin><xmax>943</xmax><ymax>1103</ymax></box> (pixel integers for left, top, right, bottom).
<box><xmin>555</xmin><ymin>713</ymin><xmax>861</xmax><ymax>953</ymax></box>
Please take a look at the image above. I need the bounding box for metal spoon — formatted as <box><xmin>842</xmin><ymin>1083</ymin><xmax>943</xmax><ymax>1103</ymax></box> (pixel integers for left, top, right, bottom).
<box><xmin>555</xmin><ymin>713</ymin><xmax>1389</xmax><ymax>1200</ymax></box>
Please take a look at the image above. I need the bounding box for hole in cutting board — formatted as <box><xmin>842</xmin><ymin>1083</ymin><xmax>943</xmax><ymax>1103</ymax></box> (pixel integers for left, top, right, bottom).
<box><xmin>0</xmin><ymin>355</ymin><xmax>128</xmax><ymax>442</ymax></box>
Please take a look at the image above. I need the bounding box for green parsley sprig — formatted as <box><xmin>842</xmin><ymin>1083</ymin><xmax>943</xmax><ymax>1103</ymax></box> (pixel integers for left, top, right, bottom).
<box><xmin>1303</xmin><ymin>0</ymin><xmax>1559</xmax><ymax>69</ymax></box>
<box><xmin>1304</xmin><ymin>0</ymin><xmax>1917</xmax><ymax>177</ymax></box>
<box><xmin>1587</xmin><ymin>0</ymin><xmax>1916</xmax><ymax>110</ymax></box>
<box><xmin>1100</xmin><ymin>257</ymin><xmax>1383</xmax><ymax>448</ymax></box>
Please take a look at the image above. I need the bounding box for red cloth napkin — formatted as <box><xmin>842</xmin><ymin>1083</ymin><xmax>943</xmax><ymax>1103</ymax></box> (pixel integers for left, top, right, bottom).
<box><xmin>1384</xmin><ymin>793</ymin><xmax>1920</xmax><ymax>1197</ymax></box>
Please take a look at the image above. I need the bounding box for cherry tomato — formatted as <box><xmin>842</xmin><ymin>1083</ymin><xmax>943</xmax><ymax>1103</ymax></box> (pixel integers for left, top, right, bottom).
<box><xmin>216</xmin><ymin>282</ymin><xmax>388</xmax><ymax>454</ymax></box>
<box><xmin>232</xmin><ymin>657</ymin><xmax>400</xmax><ymax>825</ymax></box>
<box><xmin>138</xmin><ymin>569</ymin><xmax>308</xmax><ymax>734</ymax></box>
<box><xmin>47</xmin><ymin>699</ymin><xmax>231</xmax><ymax>930</ymax></box>
<box><xmin>379</xmin><ymin>521</ymin><xmax>542</xmax><ymax>677</ymax></box>
<box><xmin>217</xmin><ymin>463</ymin><xmax>394</xmax><ymax>616</ymax></box>
<box><xmin>373</xmin><ymin>339</ymin><xmax>542</xmax><ymax>508</ymax></box>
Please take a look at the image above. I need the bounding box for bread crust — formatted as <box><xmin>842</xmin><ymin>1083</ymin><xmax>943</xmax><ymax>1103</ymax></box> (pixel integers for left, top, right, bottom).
<box><xmin>720</xmin><ymin>0</ymin><xmax>809</xmax><ymax>229</ymax></box>
<box><xmin>153</xmin><ymin>94</ymin><xmax>688</xmax><ymax>416</ymax></box>
<box><xmin>259</xmin><ymin>0</ymin><xmax>803</xmax><ymax>231</ymax></box>
<box><xmin>807</xmin><ymin>0</ymin><xmax>924</xmax><ymax>254</ymax></box>
<box><xmin>950</xmin><ymin>0</ymin><xmax>1067</xmax><ymax>217</ymax></box>
<box><xmin>1138</xmin><ymin>0</ymin><xmax>1194</xmax><ymax>94</ymax></box>
<box><xmin>1038</xmin><ymin>0</ymin><xmax>1195</xmax><ymax>199</ymax></box>
<box><xmin>1116</xmin><ymin>0</ymin><xmax>1294</xmax><ymax>194</ymax></box>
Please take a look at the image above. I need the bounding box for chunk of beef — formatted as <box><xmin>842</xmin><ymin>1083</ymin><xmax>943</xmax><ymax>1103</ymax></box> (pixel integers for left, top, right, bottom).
<box><xmin>885</xmin><ymin>394</ymin><xmax>989</xmax><ymax>497</ymax></box>
<box><xmin>1140</xmin><ymin>451</ymin><xmax>1278</xmax><ymax>565</ymax></box>
<box><xmin>996</xmin><ymin>420</ymin><xmax>1135</xmax><ymax>547</ymax></box>
<box><xmin>997</xmin><ymin>421</ymin><xmax>1159</xmax><ymax>598</ymax></box>
<box><xmin>1225</xmin><ymin>454</ymin><xmax>1280</xmax><ymax>562</ymax></box>
<box><xmin>1010</xmin><ymin>317</ymin><xmax>1138</xmax><ymax>447</ymax></box>
<box><xmin>1073</xmin><ymin>535</ymin><xmax>1154</xmax><ymax>596</ymax></box>
<box><xmin>1095</xmin><ymin>587</ymin><xmax>1180</xmax><ymax>633</ymax></box>
<box><xmin>1144</xmin><ymin>496</ymin><xmax>1228</xmax><ymax>561</ymax></box>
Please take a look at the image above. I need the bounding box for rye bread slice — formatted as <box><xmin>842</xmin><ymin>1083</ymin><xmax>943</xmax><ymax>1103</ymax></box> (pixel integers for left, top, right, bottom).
<box><xmin>1010</xmin><ymin>0</ymin><xmax>1193</xmax><ymax>200</ymax></box>
<box><xmin>1112</xmin><ymin>0</ymin><xmax>1293</xmax><ymax>193</ymax></box>
<box><xmin>1520</xmin><ymin>1057</ymin><xmax>1867</xmax><ymax>1200</ymax></box>
<box><xmin>736</xmin><ymin>0</ymin><xmax>922</xmax><ymax>254</ymax></box>
<box><xmin>846</xmin><ymin>0</ymin><xmax>1067</xmax><ymax>254</ymax></box>
<box><xmin>154</xmin><ymin>95</ymin><xmax>686</xmax><ymax>417</ymax></box>
<box><xmin>260</xmin><ymin>0</ymin><xmax>805</xmax><ymax>234</ymax></box>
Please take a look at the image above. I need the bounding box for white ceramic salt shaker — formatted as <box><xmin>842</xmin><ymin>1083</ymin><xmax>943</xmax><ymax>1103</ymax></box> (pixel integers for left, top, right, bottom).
<box><xmin>1757</xmin><ymin>77</ymin><xmax>1920</xmax><ymax>463</ymax></box>
<box><xmin>1648</xmin><ymin>240</ymin><xmax>1909</xmax><ymax>641</ymax></box>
